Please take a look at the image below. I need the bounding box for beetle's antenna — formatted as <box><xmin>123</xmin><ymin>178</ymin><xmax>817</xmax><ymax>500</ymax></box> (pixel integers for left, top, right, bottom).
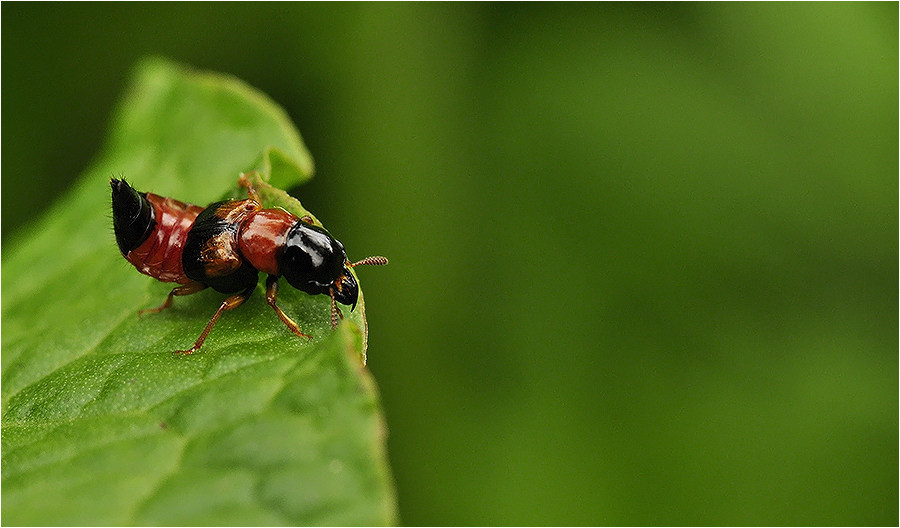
<box><xmin>329</xmin><ymin>290</ymin><xmax>343</xmax><ymax>329</ymax></box>
<box><xmin>349</xmin><ymin>256</ymin><xmax>389</xmax><ymax>268</ymax></box>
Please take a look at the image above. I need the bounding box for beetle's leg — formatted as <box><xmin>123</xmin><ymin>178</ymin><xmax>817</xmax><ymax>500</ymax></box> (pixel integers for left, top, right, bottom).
<box><xmin>138</xmin><ymin>281</ymin><xmax>207</xmax><ymax>316</ymax></box>
<box><xmin>239</xmin><ymin>173</ymin><xmax>315</xmax><ymax>225</ymax></box>
<box><xmin>175</xmin><ymin>286</ymin><xmax>255</xmax><ymax>355</ymax></box>
<box><xmin>237</xmin><ymin>172</ymin><xmax>262</xmax><ymax>203</ymax></box>
<box><xmin>266</xmin><ymin>275</ymin><xmax>312</xmax><ymax>339</ymax></box>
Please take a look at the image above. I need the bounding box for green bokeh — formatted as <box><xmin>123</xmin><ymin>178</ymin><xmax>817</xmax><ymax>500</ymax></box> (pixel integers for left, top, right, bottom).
<box><xmin>3</xmin><ymin>3</ymin><xmax>896</xmax><ymax>525</ymax></box>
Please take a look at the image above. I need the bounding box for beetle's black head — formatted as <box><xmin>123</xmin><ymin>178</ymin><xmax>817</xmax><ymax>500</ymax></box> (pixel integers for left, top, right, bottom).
<box><xmin>279</xmin><ymin>221</ymin><xmax>358</xmax><ymax>308</ymax></box>
<box><xmin>332</xmin><ymin>267</ymin><xmax>359</xmax><ymax>309</ymax></box>
<box><xmin>279</xmin><ymin>221</ymin><xmax>389</xmax><ymax>326</ymax></box>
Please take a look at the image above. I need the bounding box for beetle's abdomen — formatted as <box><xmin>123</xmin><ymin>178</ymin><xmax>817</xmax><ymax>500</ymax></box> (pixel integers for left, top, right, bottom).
<box><xmin>111</xmin><ymin>179</ymin><xmax>155</xmax><ymax>255</ymax></box>
<box><xmin>111</xmin><ymin>179</ymin><xmax>203</xmax><ymax>284</ymax></box>
<box><xmin>183</xmin><ymin>199</ymin><xmax>261</xmax><ymax>293</ymax></box>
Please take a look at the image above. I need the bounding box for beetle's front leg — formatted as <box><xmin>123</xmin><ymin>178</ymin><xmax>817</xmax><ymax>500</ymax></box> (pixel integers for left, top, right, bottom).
<box><xmin>266</xmin><ymin>275</ymin><xmax>312</xmax><ymax>339</ymax></box>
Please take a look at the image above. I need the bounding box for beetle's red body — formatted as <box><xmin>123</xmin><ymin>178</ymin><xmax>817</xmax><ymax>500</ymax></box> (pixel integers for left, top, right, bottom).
<box><xmin>124</xmin><ymin>194</ymin><xmax>304</xmax><ymax>285</ymax></box>
<box><xmin>111</xmin><ymin>174</ymin><xmax>387</xmax><ymax>355</ymax></box>
<box><xmin>238</xmin><ymin>208</ymin><xmax>298</xmax><ymax>275</ymax></box>
<box><xmin>125</xmin><ymin>193</ymin><xmax>203</xmax><ymax>284</ymax></box>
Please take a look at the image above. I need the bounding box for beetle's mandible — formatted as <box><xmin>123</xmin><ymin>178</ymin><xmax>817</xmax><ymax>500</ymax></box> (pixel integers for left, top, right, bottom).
<box><xmin>110</xmin><ymin>174</ymin><xmax>387</xmax><ymax>355</ymax></box>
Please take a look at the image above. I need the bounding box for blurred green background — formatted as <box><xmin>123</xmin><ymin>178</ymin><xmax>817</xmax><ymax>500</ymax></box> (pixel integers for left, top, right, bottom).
<box><xmin>3</xmin><ymin>3</ymin><xmax>897</xmax><ymax>525</ymax></box>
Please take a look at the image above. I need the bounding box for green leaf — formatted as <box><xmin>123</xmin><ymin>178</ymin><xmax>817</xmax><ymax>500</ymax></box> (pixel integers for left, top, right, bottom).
<box><xmin>1</xmin><ymin>57</ymin><xmax>396</xmax><ymax>526</ymax></box>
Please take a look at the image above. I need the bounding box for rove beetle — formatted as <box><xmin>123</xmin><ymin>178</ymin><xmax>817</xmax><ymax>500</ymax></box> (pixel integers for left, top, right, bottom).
<box><xmin>111</xmin><ymin>174</ymin><xmax>387</xmax><ymax>355</ymax></box>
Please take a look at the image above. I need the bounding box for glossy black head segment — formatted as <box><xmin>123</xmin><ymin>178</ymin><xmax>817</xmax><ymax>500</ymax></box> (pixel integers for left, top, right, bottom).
<box><xmin>110</xmin><ymin>178</ymin><xmax>156</xmax><ymax>255</ymax></box>
<box><xmin>279</xmin><ymin>221</ymin><xmax>352</xmax><ymax>299</ymax></box>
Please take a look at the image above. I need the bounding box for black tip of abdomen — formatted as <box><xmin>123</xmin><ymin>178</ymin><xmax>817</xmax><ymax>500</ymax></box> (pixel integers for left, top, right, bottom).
<box><xmin>111</xmin><ymin>178</ymin><xmax>156</xmax><ymax>254</ymax></box>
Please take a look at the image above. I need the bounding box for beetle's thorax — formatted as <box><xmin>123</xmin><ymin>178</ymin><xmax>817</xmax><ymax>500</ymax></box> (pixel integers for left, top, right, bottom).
<box><xmin>237</xmin><ymin>208</ymin><xmax>298</xmax><ymax>275</ymax></box>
